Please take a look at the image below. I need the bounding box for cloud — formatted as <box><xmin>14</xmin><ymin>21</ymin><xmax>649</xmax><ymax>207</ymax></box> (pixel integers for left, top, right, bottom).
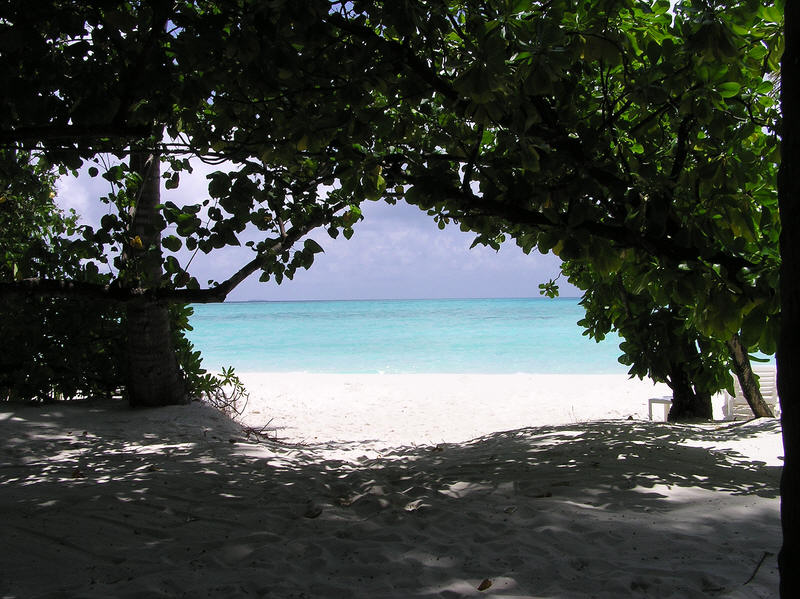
<box><xmin>55</xmin><ymin>166</ymin><xmax>116</xmax><ymax>227</ymax></box>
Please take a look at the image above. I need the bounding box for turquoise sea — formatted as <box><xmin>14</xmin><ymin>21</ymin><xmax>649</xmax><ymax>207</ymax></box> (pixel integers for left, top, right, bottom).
<box><xmin>186</xmin><ymin>297</ymin><xmax>628</xmax><ymax>374</ymax></box>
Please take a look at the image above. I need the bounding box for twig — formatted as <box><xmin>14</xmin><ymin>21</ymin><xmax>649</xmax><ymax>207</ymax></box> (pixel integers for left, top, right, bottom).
<box><xmin>241</xmin><ymin>419</ymin><xmax>289</xmax><ymax>445</ymax></box>
<box><xmin>743</xmin><ymin>551</ymin><xmax>774</xmax><ymax>585</ymax></box>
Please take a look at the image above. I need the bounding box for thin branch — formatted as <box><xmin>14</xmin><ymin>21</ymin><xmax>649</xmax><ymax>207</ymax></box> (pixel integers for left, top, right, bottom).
<box><xmin>326</xmin><ymin>13</ymin><xmax>459</xmax><ymax>102</ymax></box>
<box><xmin>670</xmin><ymin>116</ymin><xmax>695</xmax><ymax>181</ymax></box>
<box><xmin>446</xmin><ymin>12</ymin><xmax>469</xmax><ymax>44</ymax></box>
<box><xmin>743</xmin><ymin>551</ymin><xmax>773</xmax><ymax>585</ymax></box>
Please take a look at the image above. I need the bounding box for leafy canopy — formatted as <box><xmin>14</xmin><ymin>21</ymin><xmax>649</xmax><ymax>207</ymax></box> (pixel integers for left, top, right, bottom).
<box><xmin>342</xmin><ymin>0</ymin><xmax>781</xmax><ymax>367</ymax></box>
<box><xmin>1</xmin><ymin>1</ymin><xmax>415</xmax><ymax>301</ymax></box>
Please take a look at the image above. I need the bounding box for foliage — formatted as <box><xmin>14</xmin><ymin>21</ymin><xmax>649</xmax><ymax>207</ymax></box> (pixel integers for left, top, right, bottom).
<box><xmin>0</xmin><ymin>1</ymin><xmax>405</xmax><ymax>404</ymax></box>
<box><xmin>341</xmin><ymin>0</ymin><xmax>782</xmax><ymax>401</ymax></box>
<box><xmin>0</xmin><ymin>149</ymin><xmax>125</xmax><ymax>401</ymax></box>
<box><xmin>170</xmin><ymin>302</ymin><xmax>249</xmax><ymax>413</ymax></box>
<box><xmin>564</xmin><ymin>260</ymin><xmax>732</xmax><ymax>403</ymax></box>
<box><xmin>1</xmin><ymin>1</ymin><xmax>406</xmax><ymax>301</ymax></box>
<box><xmin>545</xmin><ymin>0</ymin><xmax>781</xmax><ymax>405</ymax></box>
<box><xmin>0</xmin><ymin>150</ymin><xmax>237</xmax><ymax>402</ymax></box>
<box><xmin>198</xmin><ymin>366</ymin><xmax>251</xmax><ymax>420</ymax></box>
<box><xmin>0</xmin><ymin>1</ymin><xmax>783</xmax><ymax>406</ymax></box>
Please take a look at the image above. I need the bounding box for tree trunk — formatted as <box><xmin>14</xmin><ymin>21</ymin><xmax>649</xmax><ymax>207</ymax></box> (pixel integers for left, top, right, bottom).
<box><xmin>727</xmin><ymin>332</ymin><xmax>774</xmax><ymax>418</ymax></box>
<box><xmin>780</xmin><ymin>2</ymin><xmax>800</xmax><ymax>595</ymax></box>
<box><xmin>667</xmin><ymin>361</ymin><xmax>713</xmax><ymax>421</ymax></box>
<box><xmin>123</xmin><ymin>151</ymin><xmax>187</xmax><ymax>407</ymax></box>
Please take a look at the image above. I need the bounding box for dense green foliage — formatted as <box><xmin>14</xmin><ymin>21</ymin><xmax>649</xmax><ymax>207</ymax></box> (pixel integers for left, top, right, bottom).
<box><xmin>0</xmin><ymin>150</ymin><xmax>237</xmax><ymax>402</ymax></box>
<box><xmin>564</xmin><ymin>260</ymin><xmax>731</xmax><ymax>416</ymax></box>
<box><xmin>0</xmin><ymin>150</ymin><xmax>124</xmax><ymax>400</ymax></box>
<box><xmin>1</xmin><ymin>1</ymin><xmax>400</xmax><ymax>402</ymax></box>
<box><xmin>342</xmin><ymin>0</ymin><xmax>782</xmax><ymax>410</ymax></box>
<box><xmin>1</xmin><ymin>1</ymin><xmax>407</xmax><ymax>300</ymax></box>
<box><xmin>549</xmin><ymin>0</ymin><xmax>782</xmax><ymax>407</ymax></box>
<box><xmin>0</xmin><ymin>1</ymin><xmax>782</xmax><ymax>404</ymax></box>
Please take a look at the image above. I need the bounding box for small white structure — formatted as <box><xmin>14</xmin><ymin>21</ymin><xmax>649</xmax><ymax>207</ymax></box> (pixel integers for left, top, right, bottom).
<box><xmin>648</xmin><ymin>396</ymin><xmax>672</xmax><ymax>421</ymax></box>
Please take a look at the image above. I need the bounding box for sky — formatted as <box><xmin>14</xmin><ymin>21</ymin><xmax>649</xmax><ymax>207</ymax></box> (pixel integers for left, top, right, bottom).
<box><xmin>55</xmin><ymin>161</ymin><xmax>579</xmax><ymax>302</ymax></box>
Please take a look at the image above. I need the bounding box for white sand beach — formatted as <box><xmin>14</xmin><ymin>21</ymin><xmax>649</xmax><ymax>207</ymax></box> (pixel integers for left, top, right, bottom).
<box><xmin>0</xmin><ymin>373</ymin><xmax>782</xmax><ymax>598</ymax></box>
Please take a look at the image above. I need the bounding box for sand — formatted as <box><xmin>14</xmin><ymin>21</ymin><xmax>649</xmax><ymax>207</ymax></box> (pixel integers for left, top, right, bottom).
<box><xmin>0</xmin><ymin>373</ymin><xmax>782</xmax><ymax>598</ymax></box>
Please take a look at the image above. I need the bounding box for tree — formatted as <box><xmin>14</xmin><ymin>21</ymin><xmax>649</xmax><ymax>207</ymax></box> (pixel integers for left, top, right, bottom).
<box><xmin>345</xmin><ymin>0</ymin><xmax>781</xmax><ymax>420</ymax></box>
<box><xmin>2</xmin><ymin>0</ymin><xmax>798</xmax><ymax>594</ymax></box>
<box><xmin>562</xmin><ymin>261</ymin><xmax>727</xmax><ymax>420</ymax></box>
<box><xmin>349</xmin><ymin>0</ymin><xmax>788</xmax><ymax>586</ymax></box>
<box><xmin>559</xmin><ymin>251</ymin><xmax>778</xmax><ymax>420</ymax></box>
<box><xmin>343</xmin><ymin>0</ymin><xmax>791</xmax><ymax>586</ymax></box>
<box><xmin>0</xmin><ymin>1</ymin><xmax>404</xmax><ymax>405</ymax></box>
<box><xmin>122</xmin><ymin>150</ymin><xmax>189</xmax><ymax>406</ymax></box>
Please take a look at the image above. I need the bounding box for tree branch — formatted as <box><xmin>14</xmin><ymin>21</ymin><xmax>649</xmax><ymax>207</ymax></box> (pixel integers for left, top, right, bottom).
<box><xmin>326</xmin><ymin>13</ymin><xmax>459</xmax><ymax>102</ymax></box>
<box><xmin>670</xmin><ymin>116</ymin><xmax>695</xmax><ymax>181</ymax></box>
<box><xmin>427</xmin><ymin>184</ymin><xmax>758</xmax><ymax>273</ymax></box>
<box><xmin>0</xmin><ymin>124</ymin><xmax>155</xmax><ymax>145</ymax></box>
<box><xmin>0</xmin><ymin>207</ymin><xmax>338</xmax><ymax>304</ymax></box>
<box><xmin>462</xmin><ymin>124</ymin><xmax>484</xmax><ymax>193</ymax></box>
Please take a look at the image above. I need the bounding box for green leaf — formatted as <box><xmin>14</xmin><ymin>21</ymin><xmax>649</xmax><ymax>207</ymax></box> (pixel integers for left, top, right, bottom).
<box><xmin>303</xmin><ymin>239</ymin><xmax>324</xmax><ymax>254</ymax></box>
<box><xmin>741</xmin><ymin>306</ymin><xmax>767</xmax><ymax>348</ymax></box>
<box><xmin>102</xmin><ymin>165</ymin><xmax>125</xmax><ymax>183</ymax></box>
<box><xmin>100</xmin><ymin>214</ymin><xmax>118</xmax><ymax>231</ymax></box>
<box><xmin>163</xmin><ymin>235</ymin><xmax>182</xmax><ymax>252</ymax></box>
<box><xmin>207</xmin><ymin>172</ymin><xmax>230</xmax><ymax>198</ymax></box>
<box><xmin>164</xmin><ymin>255</ymin><xmax>181</xmax><ymax>274</ymax></box>
<box><xmin>717</xmin><ymin>82</ymin><xmax>741</xmax><ymax>98</ymax></box>
<box><xmin>165</xmin><ymin>173</ymin><xmax>180</xmax><ymax>190</ymax></box>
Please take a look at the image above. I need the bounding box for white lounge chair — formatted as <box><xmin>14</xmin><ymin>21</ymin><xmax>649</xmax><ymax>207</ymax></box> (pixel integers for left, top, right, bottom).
<box><xmin>723</xmin><ymin>365</ymin><xmax>780</xmax><ymax>420</ymax></box>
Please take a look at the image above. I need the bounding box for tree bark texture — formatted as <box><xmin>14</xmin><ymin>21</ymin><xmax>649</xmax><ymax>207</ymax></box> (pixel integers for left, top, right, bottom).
<box><xmin>780</xmin><ymin>2</ymin><xmax>800</xmax><ymax>596</ymax></box>
<box><xmin>727</xmin><ymin>333</ymin><xmax>774</xmax><ymax>418</ymax></box>
<box><xmin>123</xmin><ymin>152</ymin><xmax>187</xmax><ymax>407</ymax></box>
<box><xmin>664</xmin><ymin>334</ymin><xmax>713</xmax><ymax>421</ymax></box>
<box><xmin>667</xmin><ymin>359</ymin><xmax>713</xmax><ymax>421</ymax></box>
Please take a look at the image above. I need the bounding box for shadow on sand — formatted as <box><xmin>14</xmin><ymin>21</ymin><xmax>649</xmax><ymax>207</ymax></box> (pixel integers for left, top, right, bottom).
<box><xmin>0</xmin><ymin>400</ymin><xmax>782</xmax><ymax>598</ymax></box>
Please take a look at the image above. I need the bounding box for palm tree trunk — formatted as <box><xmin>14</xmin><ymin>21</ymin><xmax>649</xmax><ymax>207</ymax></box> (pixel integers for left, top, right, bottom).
<box><xmin>123</xmin><ymin>151</ymin><xmax>187</xmax><ymax>407</ymax></box>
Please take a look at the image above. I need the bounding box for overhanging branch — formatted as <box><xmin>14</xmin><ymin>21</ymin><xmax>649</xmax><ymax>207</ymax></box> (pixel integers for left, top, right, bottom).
<box><xmin>0</xmin><ymin>124</ymin><xmax>155</xmax><ymax>145</ymax></box>
<box><xmin>427</xmin><ymin>184</ymin><xmax>758</xmax><ymax>273</ymax></box>
<box><xmin>0</xmin><ymin>206</ymin><xmax>340</xmax><ymax>304</ymax></box>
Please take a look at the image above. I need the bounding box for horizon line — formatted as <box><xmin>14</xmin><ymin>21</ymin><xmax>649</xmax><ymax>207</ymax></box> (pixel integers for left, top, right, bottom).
<box><xmin>216</xmin><ymin>295</ymin><xmax>583</xmax><ymax>304</ymax></box>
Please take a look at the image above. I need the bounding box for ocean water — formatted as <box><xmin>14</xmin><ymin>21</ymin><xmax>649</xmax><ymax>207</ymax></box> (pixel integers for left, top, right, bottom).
<box><xmin>186</xmin><ymin>298</ymin><xmax>628</xmax><ymax>374</ymax></box>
